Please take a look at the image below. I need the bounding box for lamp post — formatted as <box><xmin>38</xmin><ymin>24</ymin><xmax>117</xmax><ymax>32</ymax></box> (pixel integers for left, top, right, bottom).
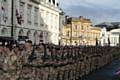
<box><xmin>11</xmin><ymin>0</ymin><xmax>14</xmax><ymax>37</ymax></box>
<box><xmin>96</xmin><ymin>37</ymin><xmax>98</xmax><ymax>46</ymax></box>
<box><xmin>58</xmin><ymin>36</ymin><xmax>61</xmax><ymax>46</ymax></box>
<box><xmin>119</xmin><ymin>33</ymin><xmax>120</xmax><ymax>47</ymax></box>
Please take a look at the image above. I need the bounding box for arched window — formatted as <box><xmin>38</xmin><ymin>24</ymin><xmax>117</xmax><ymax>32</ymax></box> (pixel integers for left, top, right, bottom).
<box><xmin>18</xmin><ymin>29</ymin><xmax>24</xmax><ymax>36</ymax></box>
<box><xmin>34</xmin><ymin>31</ymin><xmax>37</xmax><ymax>37</ymax></box>
<box><xmin>27</xmin><ymin>30</ymin><xmax>31</xmax><ymax>39</ymax></box>
<box><xmin>39</xmin><ymin>32</ymin><xmax>43</xmax><ymax>43</ymax></box>
<box><xmin>40</xmin><ymin>32</ymin><xmax>43</xmax><ymax>38</ymax></box>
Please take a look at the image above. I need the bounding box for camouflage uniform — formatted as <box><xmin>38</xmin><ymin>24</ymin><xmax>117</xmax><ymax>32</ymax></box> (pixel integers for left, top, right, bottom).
<box><xmin>8</xmin><ymin>48</ymin><xmax>24</xmax><ymax>80</ymax></box>
<box><xmin>19</xmin><ymin>47</ymin><xmax>33</xmax><ymax>79</ymax></box>
<box><xmin>21</xmin><ymin>47</ymin><xmax>33</xmax><ymax>64</ymax></box>
<box><xmin>0</xmin><ymin>49</ymin><xmax>8</xmax><ymax>79</ymax></box>
<box><xmin>32</xmin><ymin>45</ymin><xmax>44</xmax><ymax>65</ymax></box>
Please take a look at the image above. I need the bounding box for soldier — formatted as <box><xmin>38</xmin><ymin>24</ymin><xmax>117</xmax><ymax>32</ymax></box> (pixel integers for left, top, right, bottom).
<box><xmin>51</xmin><ymin>46</ymin><xmax>57</xmax><ymax>61</ymax></box>
<box><xmin>8</xmin><ymin>44</ymin><xmax>23</xmax><ymax>80</ymax></box>
<box><xmin>0</xmin><ymin>42</ymin><xmax>5</xmax><ymax>74</ymax></box>
<box><xmin>55</xmin><ymin>47</ymin><xmax>61</xmax><ymax>62</ymax></box>
<box><xmin>46</xmin><ymin>45</ymin><xmax>52</xmax><ymax>62</ymax></box>
<box><xmin>18</xmin><ymin>41</ymin><xmax>25</xmax><ymax>51</ymax></box>
<box><xmin>32</xmin><ymin>44</ymin><xmax>45</xmax><ymax>65</ymax></box>
<box><xmin>0</xmin><ymin>42</ymin><xmax>13</xmax><ymax>79</ymax></box>
<box><xmin>2</xmin><ymin>42</ymin><xmax>11</xmax><ymax>71</ymax></box>
<box><xmin>61</xmin><ymin>47</ymin><xmax>68</xmax><ymax>62</ymax></box>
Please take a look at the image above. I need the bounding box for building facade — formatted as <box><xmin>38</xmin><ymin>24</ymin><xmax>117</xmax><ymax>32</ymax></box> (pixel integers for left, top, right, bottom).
<box><xmin>0</xmin><ymin>0</ymin><xmax>60</xmax><ymax>45</ymax></box>
<box><xmin>90</xmin><ymin>27</ymin><xmax>101</xmax><ymax>46</ymax></box>
<box><xmin>109</xmin><ymin>29</ymin><xmax>120</xmax><ymax>46</ymax></box>
<box><xmin>39</xmin><ymin>0</ymin><xmax>60</xmax><ymax>44</ymax></box>
<box><xmin>96</xmin><ymin>22</ymin><xmax>120</xmax><ymax>46</ymax></box>
<box><xmin>62</xmin><ymin>16</ymin><xmax>82</xmax><ymax>45</ymax></box>
<box><xmin>61</xmin><ymin>16</ymin><xmax>101</xmax><ymax>46</ymax></box>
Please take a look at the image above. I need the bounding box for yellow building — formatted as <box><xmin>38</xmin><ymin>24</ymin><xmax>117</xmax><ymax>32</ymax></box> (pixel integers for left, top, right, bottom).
<box><xmin>61</xmin><ymin>16</ymin><xmax>101</xmax><ymax>46</ymax></box>
<box><xmin>89</xmin><ymin>27</ymin><xmax>101</xmax><ymax>46</ymax></box>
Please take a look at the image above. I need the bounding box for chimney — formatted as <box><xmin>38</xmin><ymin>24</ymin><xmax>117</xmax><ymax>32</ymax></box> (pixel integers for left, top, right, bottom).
<box><xmin>79</xmin><ymin>16</ymin><xmax>84</xmax><ymax>20</ymax></box>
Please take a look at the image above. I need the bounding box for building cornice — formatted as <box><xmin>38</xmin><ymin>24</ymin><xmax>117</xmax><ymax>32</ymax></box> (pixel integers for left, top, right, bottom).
<box><xmin>29</xmin><ymin>0</ymin><xmax>40</xmax><ymax>4</ymax></box>
<box><xmin>40</xmin><ymin>2</ymin><xmax>60</xmax><ymax>13</ymax></box>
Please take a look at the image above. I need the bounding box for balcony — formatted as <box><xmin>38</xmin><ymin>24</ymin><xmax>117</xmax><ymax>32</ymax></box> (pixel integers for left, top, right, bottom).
<box><xmin>30</xmin><ymin>0</ymin><xmax>40</xmax><ymax>4</ymax></box>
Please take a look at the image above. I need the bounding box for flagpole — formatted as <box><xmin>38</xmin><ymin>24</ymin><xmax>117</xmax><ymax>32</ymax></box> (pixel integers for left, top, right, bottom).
<box><xmin>11</xmin><ymin>0</ymin><xmax>14</xmax><ymax>37</ymax></box>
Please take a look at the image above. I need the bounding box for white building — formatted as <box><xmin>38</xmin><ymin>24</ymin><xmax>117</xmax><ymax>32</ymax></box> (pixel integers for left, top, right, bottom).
<box><xmin>39</xmin><ymin>0</ymin><xmax>60</xmax><ymax>44</ymax></box>
<box><xmin>0</xmin><ymin>0</ymin><xmax>60</xmax><ymax>45</ymax></box>
<box><xmin>100</xmin><ymin>28</ymin><xmax>108</xmax><ymax>46</ymax></box>
<box><xmin>109</xmin><ymin>29</ymin><xmax>120</xmax><ymax>46</ymax></box>
<box><xmin>100</xmin><ymin>27</ymin><xmax>120</xmax><ymax>46</ymax></box>
<box><xmin>96</xmin><ymin>22</ymin><xmax>120</xmax><ymax>46</ymax></box>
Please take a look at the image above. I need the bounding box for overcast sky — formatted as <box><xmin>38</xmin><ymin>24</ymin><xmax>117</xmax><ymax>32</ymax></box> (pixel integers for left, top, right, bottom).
<box><xmin>59</xmin><ymin>0</ymin><xmax>120</xmax><ymax>24</ymax></box>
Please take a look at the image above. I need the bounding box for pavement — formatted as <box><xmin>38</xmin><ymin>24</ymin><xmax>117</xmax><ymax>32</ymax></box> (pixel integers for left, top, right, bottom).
<box><xmin>82</xmin><ymin>58</ymin><xmax>120</xmax><ymax>80</ymax></box>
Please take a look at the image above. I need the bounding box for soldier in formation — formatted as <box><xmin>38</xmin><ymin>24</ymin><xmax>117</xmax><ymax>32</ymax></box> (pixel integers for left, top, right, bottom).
<box><xmin>0</xmin><ymin>39</ymin><xmax>118</xmax><ymax>80</ymax></box>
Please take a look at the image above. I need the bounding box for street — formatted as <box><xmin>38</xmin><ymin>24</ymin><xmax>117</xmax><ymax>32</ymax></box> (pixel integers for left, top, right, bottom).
<box><xmin>83</xmin><ymin>58</ymin><xmax>120</xmax><ymax>80</ymax></box>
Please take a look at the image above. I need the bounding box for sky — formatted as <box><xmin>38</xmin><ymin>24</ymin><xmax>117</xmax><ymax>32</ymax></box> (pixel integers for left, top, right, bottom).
<box><xmin>59</xmin><ymin>0</ymin><xmax>120</xmax><ymax>25</ymax></box>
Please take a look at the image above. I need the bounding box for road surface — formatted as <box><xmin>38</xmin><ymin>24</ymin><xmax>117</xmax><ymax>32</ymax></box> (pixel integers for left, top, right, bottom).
<box><xmin>82</xmin><ymin>58</ymin><xmax>120</xmax><ymax>80</ymax></box>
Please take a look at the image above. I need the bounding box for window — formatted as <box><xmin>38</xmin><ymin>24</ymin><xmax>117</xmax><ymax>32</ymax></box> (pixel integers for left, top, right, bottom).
<box><xmin>27</xmin><ymin>30</ymin><xmax>31</xmax><ymax>39</ymax></box>
<box><xmin>27</xmin><ymin>5</ymin><xmax>32</xmax><ymax>24</ymax></box>
<box><xmin>18</xmin><ymin>29</ymin><xmax>24</xmax><ymax>36</ymax></box>
<box><xmin>39</xmin><ymin>32</ymin><xmax>44</xmax><ymax>43</ymax></box>
<box><xmin>86</xmin><ymin>26</ymin><xmax>89</xmax><ymax>30</ymax></box>
<box><xmin>81</xmin><ymin>26</ymin><xmax>83</xmax><ymax>30</ymax></box>
<box><xmin>67</xmin><ymin>31</ymin><xmax>70</xmax><ymax>37</ymax></box>
<box><xmin>56</xmin><ymin>15</ymin><xmax>58</xmax><ymax>28</ymax></box>
<box><xmin>75</xmin><ymin>31</ymin><xmax>77</xmax><ymax>36</ymax></box>
<box><xmin>34</xmin><ymin>7</ymin><xmax>39</xmax><ymax>25</ymax></box>
<box><xmin>102</xmin><ymin>34</ymin><xmax>104</xmax><ymax>37</ymax></box>
<box><xmin>49</xmin><ymin>0</ymin><xmax>51</xmax><ymax>3</ymax></box>
<box><xmin>46</xmin><ymin>12</ymin><xmax>49</xmax><ymax>24</ymax></box>
<box><xmin>40</xmin><ymin>9</ymin><xmax>44</xmax><ymax>27</ymax></box>
<box><xmin>1</xmin><ymin>28</ymin><xmax>7</xmax><ymax>36</ymax></box>
<box><xmin>52</xmin><ymin>0</ymin><xmax>55</xmax><ymax>5</ymax></box>
<box><xmin>19</xmin><ymin>2</ymin><xmax>25</xmax><ymax>23</ymax></box>
<box><xmin>75</xmin><ymin>25</ymin><xmax>77</xmax><ymax>30</ymax></box>
<box><xmin>51</xmin><ymin>13</ymin><xmax>53</xmax><ymax>27</ymax></box>
<box><xmin>1</xmin><ymin>0</ymin><xmax>8</xmax><ymax>23</ymax></box>
<box><xmin>56</xmin><ymin>3</ymin><xmax>59</xmax><ymax>6</ymax></box>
